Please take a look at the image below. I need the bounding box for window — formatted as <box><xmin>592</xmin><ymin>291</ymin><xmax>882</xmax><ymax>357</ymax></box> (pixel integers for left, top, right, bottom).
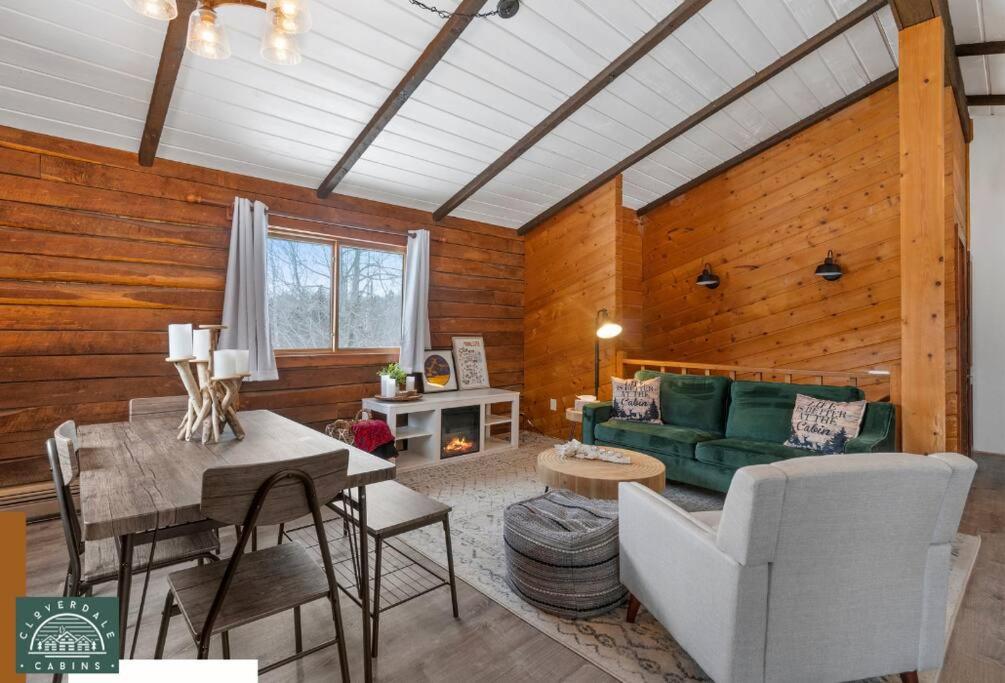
<box><xmin>266</xmin><ymin>230</ymin><xmax>404</xmax><ymax>352</ymax></box>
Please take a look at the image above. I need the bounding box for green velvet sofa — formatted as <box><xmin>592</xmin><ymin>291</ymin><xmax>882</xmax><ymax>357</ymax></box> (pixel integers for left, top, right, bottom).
<box><xmin>581</xmin><ymin>371</ymin><xmax>897</xmax><ymax>493</ymax></box>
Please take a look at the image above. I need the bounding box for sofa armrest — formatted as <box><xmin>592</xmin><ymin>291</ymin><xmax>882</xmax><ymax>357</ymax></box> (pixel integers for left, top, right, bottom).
<box><xmin>581</xmin><ymin>401</ymin><xmax>611</xmax><ymax>445</ymax></box>
<box><xmin>845</xmin><ymin>402</ymin><xmax>896</xmax><ymax>453</ymax></box>
<box><xmin>618</xmin><ymin>483</ymin><xmax>769</xmax><ymax>683</ymax></box>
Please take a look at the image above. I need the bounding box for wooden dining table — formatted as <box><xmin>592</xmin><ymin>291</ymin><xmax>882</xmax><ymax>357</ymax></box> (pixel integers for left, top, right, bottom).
<box><xmin>78</xmin><ymin>409</ymin><xmax>396</xmax><ymax>683</ymax></box>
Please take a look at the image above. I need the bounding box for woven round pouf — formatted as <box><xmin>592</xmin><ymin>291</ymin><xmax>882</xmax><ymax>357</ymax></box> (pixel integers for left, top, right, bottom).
<box><xmin>503</xmin><ymin>489</ymin><xmax>626</xmax><ymax>618</ymax></box>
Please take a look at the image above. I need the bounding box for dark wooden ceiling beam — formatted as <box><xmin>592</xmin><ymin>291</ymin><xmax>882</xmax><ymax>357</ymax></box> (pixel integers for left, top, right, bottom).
<box><xmin>967</xmin><ymin>95</ymin><xmax>1005</xmax><ymax>106</ymax></box>
<box><xmin>887</xmin><ymin>0</ymin><xmax>938</xmax><ymax>30</ymax></box>
<box><xmin>316</xmin><ymin>0</ymin><xmax>488</xmax><ymax>199</ymax></box>
<box><xmin>637</xmin><ymin>71</ymin><xmax>898</xmax><ymax>215</ymax></box>
<box><xmin>138</xmin><ymin>0</ymin><xmax>197</xmax><ymax>167</ymax></box>
<box><xmin>516</xmin><ymin>0</ymin><xmax>887</xmax><ymax>235</ymax></box>
<box><xmin>430</xmin><ymin>0</ymin><xmax>713</xmax><ymax>222</ymax></box>
<box><xmin>957</xmin><ymin>41</ymin><xmax>1005</xmax><ymax>56</ymax></box>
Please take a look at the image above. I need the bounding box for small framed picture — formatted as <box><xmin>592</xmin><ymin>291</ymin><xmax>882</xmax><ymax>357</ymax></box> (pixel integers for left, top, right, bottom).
<box><xmin>452</xmin><ymin>336</ymin><xmax>490</xmax><ymax>390</ymax></box>
<box><xmin>422</xmin><ymin>350</ymin><xmax>458</xmax><ymax>392</ymax></box>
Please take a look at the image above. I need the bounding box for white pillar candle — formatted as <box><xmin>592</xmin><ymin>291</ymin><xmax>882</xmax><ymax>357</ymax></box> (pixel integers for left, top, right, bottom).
<box><xmin>192</xmin><ymin>329</ymin><xmax>211</xmax><ymax>361</ymax></box>
<box><xmin>168</xmin><ymin>324</ymin><xmax>193</xmax><ymax>359</ymax></box>
<box><xmin>405</xmin><ymin>375</ymin><xmax>416</xmax><ymax>392</ymax></box>
<box><xmin>381</xmin><ymin>376</ymin><xmax>396</xmax><ymax>397</ymax></box>
<box><xmin>233</xmin><ymin>349</ymin><xmax>250</xmax><ymax>375</ymax></box>
<box><xmin>214</xmin><ymin>350</ymin><xmax>236</xmax><ymax>377</ymax></box>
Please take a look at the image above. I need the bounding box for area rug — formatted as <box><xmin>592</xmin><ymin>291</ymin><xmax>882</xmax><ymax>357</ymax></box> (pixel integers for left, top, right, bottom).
<box><xmin>394</xmin><ymin>431</ymin><xmax>980</xmax><ymax>683</ymax></box>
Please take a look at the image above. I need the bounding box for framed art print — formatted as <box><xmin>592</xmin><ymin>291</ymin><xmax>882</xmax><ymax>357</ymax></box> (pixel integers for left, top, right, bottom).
<box><xmin>422</xmin><ymin>349</ymin><xmax>458</xmax><ymax>392</ymax></box>
<box><xmin>452</xmin><ymin>336</ymin><xmax>490</xmax><ymax>390</ymax></box>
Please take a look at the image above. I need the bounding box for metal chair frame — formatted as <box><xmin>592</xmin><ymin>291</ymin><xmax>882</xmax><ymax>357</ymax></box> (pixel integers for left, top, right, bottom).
<box><xmin>154</xmin><ymin>468</ymin><xmax>351</xmax><ymax>680</ymax></box>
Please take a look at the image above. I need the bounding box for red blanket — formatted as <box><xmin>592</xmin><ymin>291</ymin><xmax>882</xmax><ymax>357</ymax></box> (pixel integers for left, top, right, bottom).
<box><xmin>352</xmin><ymin>419</ymin><xmax>394</xmax><ymax>453</ymax></box>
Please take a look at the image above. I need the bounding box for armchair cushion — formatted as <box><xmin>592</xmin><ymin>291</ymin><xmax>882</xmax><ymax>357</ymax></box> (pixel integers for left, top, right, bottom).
<box><xmin>595</xmin><ymin>420</ymin><xmax>720</xmax><ymax>460</ymax></box>
<box><xmin>725</xmin><ymin>381</ymin><xmax>863</xmax><ymax>443</ymax></box>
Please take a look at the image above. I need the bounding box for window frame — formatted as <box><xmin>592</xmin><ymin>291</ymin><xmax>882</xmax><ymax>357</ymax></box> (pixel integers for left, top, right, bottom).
<box><xmin>267</xmin><ymin>226</ymin><xmax>406</xmax><ymax>356</ymax></box>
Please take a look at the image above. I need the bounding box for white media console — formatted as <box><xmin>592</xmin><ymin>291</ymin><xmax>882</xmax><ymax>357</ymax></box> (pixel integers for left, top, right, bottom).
<box><xmin>361</xmin><ymin>388</ymin><xmax>520</xmax><ymax>470</ymax></box>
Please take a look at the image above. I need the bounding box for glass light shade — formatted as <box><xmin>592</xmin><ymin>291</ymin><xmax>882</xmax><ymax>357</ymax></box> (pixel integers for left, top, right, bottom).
<box><xmin>266</xmin><ymin>0</ymin><xmax>312</xmax><ymax>34</ymax></box>
<box><xmin>596</xmin><ymin>321</ymin><xmax>623</xmax><ymax>339</ymax></box>
<box><xmin>125</xmin><ymin>0</ymin><xmax>178</xmax><ymax>21</ymax></box>
<box><xmin>261</xmin><ymin>25</ymin><xmax>302</xmax><ymax>65</ymax></box>
<box><xmin>187</xmin><ymin>8</ymin><xmax>231</xmax><ymax>60</ymax></box>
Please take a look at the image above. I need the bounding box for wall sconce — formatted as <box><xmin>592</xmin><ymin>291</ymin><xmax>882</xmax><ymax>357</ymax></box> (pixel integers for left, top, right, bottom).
<box><xmin>695</xmin><ymin>263</ymin><xmax>720</xmax><ymax>289</ymax></box>
<box><xmin>815</xmin><ymin>250</ymin><xmax>843</xmax><ymax>281</ymax></box>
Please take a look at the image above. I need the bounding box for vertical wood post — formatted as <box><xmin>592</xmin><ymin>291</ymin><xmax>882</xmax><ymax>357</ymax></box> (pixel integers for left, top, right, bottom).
<box><xmin>899</xmin><ymin>17</ymin><xmax>947</xmax><ymax>453</ymax></box>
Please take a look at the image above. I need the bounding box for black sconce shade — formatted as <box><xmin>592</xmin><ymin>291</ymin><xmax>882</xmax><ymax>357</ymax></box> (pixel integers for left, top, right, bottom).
<box><xmin>696</xmin><ymin>263</ymin><xmax>720</xmax><ymax>289</ymax></box>
<box><xmin>815</xmin><ymin>250</ymin><xmax>843</xmax><ymax>281</ymax></box>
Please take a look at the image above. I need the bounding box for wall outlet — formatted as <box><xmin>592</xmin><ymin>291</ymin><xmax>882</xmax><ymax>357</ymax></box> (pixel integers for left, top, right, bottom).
<box><xmin>550</xmin><ymin>399</ymin><xmax>557</xmax><ymax>411</ymax></box>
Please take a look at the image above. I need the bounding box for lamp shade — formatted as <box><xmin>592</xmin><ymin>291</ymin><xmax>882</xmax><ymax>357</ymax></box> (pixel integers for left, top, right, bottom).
<box><xmin>261</xmin><ymin>24</ymin><xmax>303</xmax><ymax>65</ymax></box>
<box><xmin>125</xmin><ymin>0</ymin><xmax>178</xmax><ymax>21</ymax></box>
<box><xmin>187</xmin><ymin>8</ymin><xmax>231</xmax><ymax>60</ymax></box>
<box><xmin>696</xmin><ymin>263</ymin><xmax>720</xmax><ymax>289</ymax></box>
<box><xmin>815</xmin><ymin>250</ymin><xmax>843</xmax><ymax>281</ymax></box>
<box><xmin>595</xmin><ymin>309</ymin><xmax>622</xmax><ymax>339</ymax></box>
<box><xmin>266</xmin><ymin>0</ymin><xmax>312</xmax><ymax>34</ymax></box>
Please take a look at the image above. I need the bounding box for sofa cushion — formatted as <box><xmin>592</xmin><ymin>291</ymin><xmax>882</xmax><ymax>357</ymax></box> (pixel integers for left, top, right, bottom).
<box><xmin>695</xmin><ymin>438</ymin><xmax>814</xmax><ymax>470</ymax></box>
<box><xmin>595</xmin><ymin>420</ymin><xmax>720</xmax><ymax>460</ymax></box>
<box><xmin>635</xmin><ymin>371</ymin><xmax>731</xmax><ymax>433</ymax></box>
<box><xmin>725</xmin><ymin>381</ymin><xmax>864</xmax><ymax>443</ymax></box>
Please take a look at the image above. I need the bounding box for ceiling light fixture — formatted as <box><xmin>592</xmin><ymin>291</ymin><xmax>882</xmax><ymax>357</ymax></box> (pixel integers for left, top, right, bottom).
<box><xmin>186</xmin><ymin>7</ymin><xmax>232</xmax><ymax>60</ymax></box>
<box><xmin>127</xmin><ymin>0</ymin><xmax>313</xmax><ymax>65</ymax></box>
<box><xmin>125</xmin><ymin>0</ymin><xmax>179</xmax><ymax>20</ymax></box>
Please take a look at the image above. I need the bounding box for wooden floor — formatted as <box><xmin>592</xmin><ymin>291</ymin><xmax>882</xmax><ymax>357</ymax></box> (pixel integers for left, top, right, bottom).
<box><xmin>23</xmin><ymin>453</ymin><xmax>1005</xmax><ymax>682</ymax></box>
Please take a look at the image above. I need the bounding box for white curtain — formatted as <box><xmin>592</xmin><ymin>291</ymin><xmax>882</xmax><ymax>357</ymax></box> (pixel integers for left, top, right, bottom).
<box><xmin>399</xmin><ymin>229</ymin><xmax>430</xmax><ymax>373</ymax></box>
<box><xmin>219</xmin><ymin>197</ymin><xmax>278</xmax><ymax>381</ymax></box>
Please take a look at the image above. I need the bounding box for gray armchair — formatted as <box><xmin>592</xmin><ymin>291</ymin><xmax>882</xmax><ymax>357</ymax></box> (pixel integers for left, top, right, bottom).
<box><xmin>619</xmin><ymin>452</ymin><xmax>976</xmax><ymax>683</ymax></box>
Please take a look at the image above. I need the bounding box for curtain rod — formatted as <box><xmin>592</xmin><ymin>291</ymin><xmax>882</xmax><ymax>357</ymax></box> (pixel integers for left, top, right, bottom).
<box><xmin>214</xmin><ymin>198</ymin><xmax>416</xmax><ymax>238</ymax></box>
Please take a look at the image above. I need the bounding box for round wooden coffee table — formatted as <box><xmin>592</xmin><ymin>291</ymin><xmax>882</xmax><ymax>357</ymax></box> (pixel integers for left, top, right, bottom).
<box><xmin>536</xmin><ymin>447</ymin><xmax>665</xmax><ymax>500</ymax></box>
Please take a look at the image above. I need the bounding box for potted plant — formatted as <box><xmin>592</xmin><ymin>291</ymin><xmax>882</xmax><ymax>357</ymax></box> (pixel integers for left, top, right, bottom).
<box><xmin>377</xmin><ymin>362</ymin><xmax>407</xmax><ymax>396</ymax></box>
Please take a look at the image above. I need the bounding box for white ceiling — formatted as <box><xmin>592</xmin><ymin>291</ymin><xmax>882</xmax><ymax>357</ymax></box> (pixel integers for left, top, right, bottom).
<box><xmin>0</xmin><ymin>0</ymin><xmax>995</xmax><ymax>229</ymax></box>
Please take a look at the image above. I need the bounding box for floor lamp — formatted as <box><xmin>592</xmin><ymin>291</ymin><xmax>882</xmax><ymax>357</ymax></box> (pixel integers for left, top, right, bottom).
<box><xmin>594</xmin><ymin>308</ymin><xmax>623</xmax><ymax>398</ymax></box>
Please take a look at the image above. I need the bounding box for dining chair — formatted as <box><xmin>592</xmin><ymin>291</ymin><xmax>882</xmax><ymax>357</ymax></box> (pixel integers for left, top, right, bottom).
<box><xmin>154</xmin><ymin>450</ymin><xmax>352</xmax><ymax>680</ymax></box>
<box><xmin>48</xmin><ymin>425</ymin><xmax>220</xmax><ymax>600</ymax></box>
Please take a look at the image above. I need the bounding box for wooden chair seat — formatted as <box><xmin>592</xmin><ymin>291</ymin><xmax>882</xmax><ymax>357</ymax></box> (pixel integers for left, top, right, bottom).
<box><xmin>84</xmin><ymin>530</ymin><xmax>220</xmax><ymax>582</ymax></box>
<box><xmin>167</xmin><ymin>543</ymin><xmax>330</xmax><ymax>637</ymax></box>
<box><xmin>343</xmin><ymin>480</ymin><xmax>451</xmax><ymax>536</ymax></box>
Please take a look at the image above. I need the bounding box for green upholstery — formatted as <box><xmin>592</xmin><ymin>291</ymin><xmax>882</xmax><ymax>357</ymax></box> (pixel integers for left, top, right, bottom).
<box><xmin>845</xmin><ymin>402</ymin><xmax>897</xmax><ymax>453</ymax></box>
<box><xmin>724</xmin><ymin>381</ymin><xmax>864</xmax><ymax>443</ymax></box>
<box><xmin>635</xmin><ymin>371</ymin><xmax>731</xmax><ymax>433</ymax></box>
<box><xmin>582</xmin><ymin>380</ymin><xmax>896</xmax><ymax>494</ymax></box>
<box><xmin>594</xmin><ymin>420</ymin><xmax>720</xmax><ymax>460</ymax></box>
<box><xmin>695</xmin><ymin>439</ymin><xmax>812</xmax><ymax>469</ymax></box>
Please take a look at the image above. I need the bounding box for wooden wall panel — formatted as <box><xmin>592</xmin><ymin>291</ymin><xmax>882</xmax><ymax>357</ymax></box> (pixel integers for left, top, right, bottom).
<box><xmin>0</xmin><ymin>127</ymin><xmax>523</xmax><ymax>490</ymax></box>
<box><xmin>524</xmin><ymin>178</ymin><xmax>631</xmax><ymax>438</ymax></box>
<box><xmin>640</xmin><ymin>84</ymin><xmax>903</xmax><ymax>402</ymax></box>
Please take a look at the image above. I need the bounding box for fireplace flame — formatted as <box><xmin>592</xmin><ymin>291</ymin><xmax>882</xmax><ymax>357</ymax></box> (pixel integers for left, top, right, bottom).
<box><xmin>444</xmin><ymin>435</ymin><xmax>475</xmax><ymax>455</ymax></box>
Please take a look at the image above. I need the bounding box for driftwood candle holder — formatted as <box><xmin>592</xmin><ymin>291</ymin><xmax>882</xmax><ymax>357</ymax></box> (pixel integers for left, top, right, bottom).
<box><xmin>166</xmin><ymin>325</ymin><xmax>249</xmax><ymax>444</ymax></box>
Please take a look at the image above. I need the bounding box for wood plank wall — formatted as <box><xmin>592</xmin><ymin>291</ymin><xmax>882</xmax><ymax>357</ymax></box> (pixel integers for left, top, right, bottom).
<box><xmin>639</xmin><ymin>81</ymin><xmax>967</xmax><ymax>451</ymax></box>
<box><xmin>524</xmin><ymin>178</ymin><xmax>640</xmax><ymax>438</ymax></box>
<box><xmin>641</xmin><ymin>85</ymin><xmax>901</xmax><ymax>396</ymax></box>
<box><xmin>0</xmin><ymin>127</ymin><xmax>523</xmax><ymax>490</ymax></box>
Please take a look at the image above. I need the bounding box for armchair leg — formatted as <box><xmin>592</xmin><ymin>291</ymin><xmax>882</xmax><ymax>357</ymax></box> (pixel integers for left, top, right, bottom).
<box><xmin>900</xmin><ymin>672</ymin><xmax>919</xmax><ymax>683</ymax></box>
<box><xmin>626</xmin><ymin>594</ymin><xmax>641</xmax><ymax>623</ymax></box>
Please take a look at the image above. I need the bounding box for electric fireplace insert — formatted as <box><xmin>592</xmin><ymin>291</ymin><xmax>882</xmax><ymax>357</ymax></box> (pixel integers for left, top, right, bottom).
<box><xmin>441</xmin><ymin>405</ymin><xmax>480</xmax><ymax>457</ymax></box>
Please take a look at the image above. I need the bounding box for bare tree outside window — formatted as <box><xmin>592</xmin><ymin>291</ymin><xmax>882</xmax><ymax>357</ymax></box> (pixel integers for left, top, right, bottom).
<box><xmin>267</xmin><ymin>237</ymin><xmax>333</xmax><ymax>349</ymax></box>
<box><xmin>265</xmin><ymin>233</ymin><xmax>403</xmax><ymax>351</ymax></box>
<box><xmin>338</xmin><ymin>245</ymin><xmax>403</xmax><ymax>349</ymax></box>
